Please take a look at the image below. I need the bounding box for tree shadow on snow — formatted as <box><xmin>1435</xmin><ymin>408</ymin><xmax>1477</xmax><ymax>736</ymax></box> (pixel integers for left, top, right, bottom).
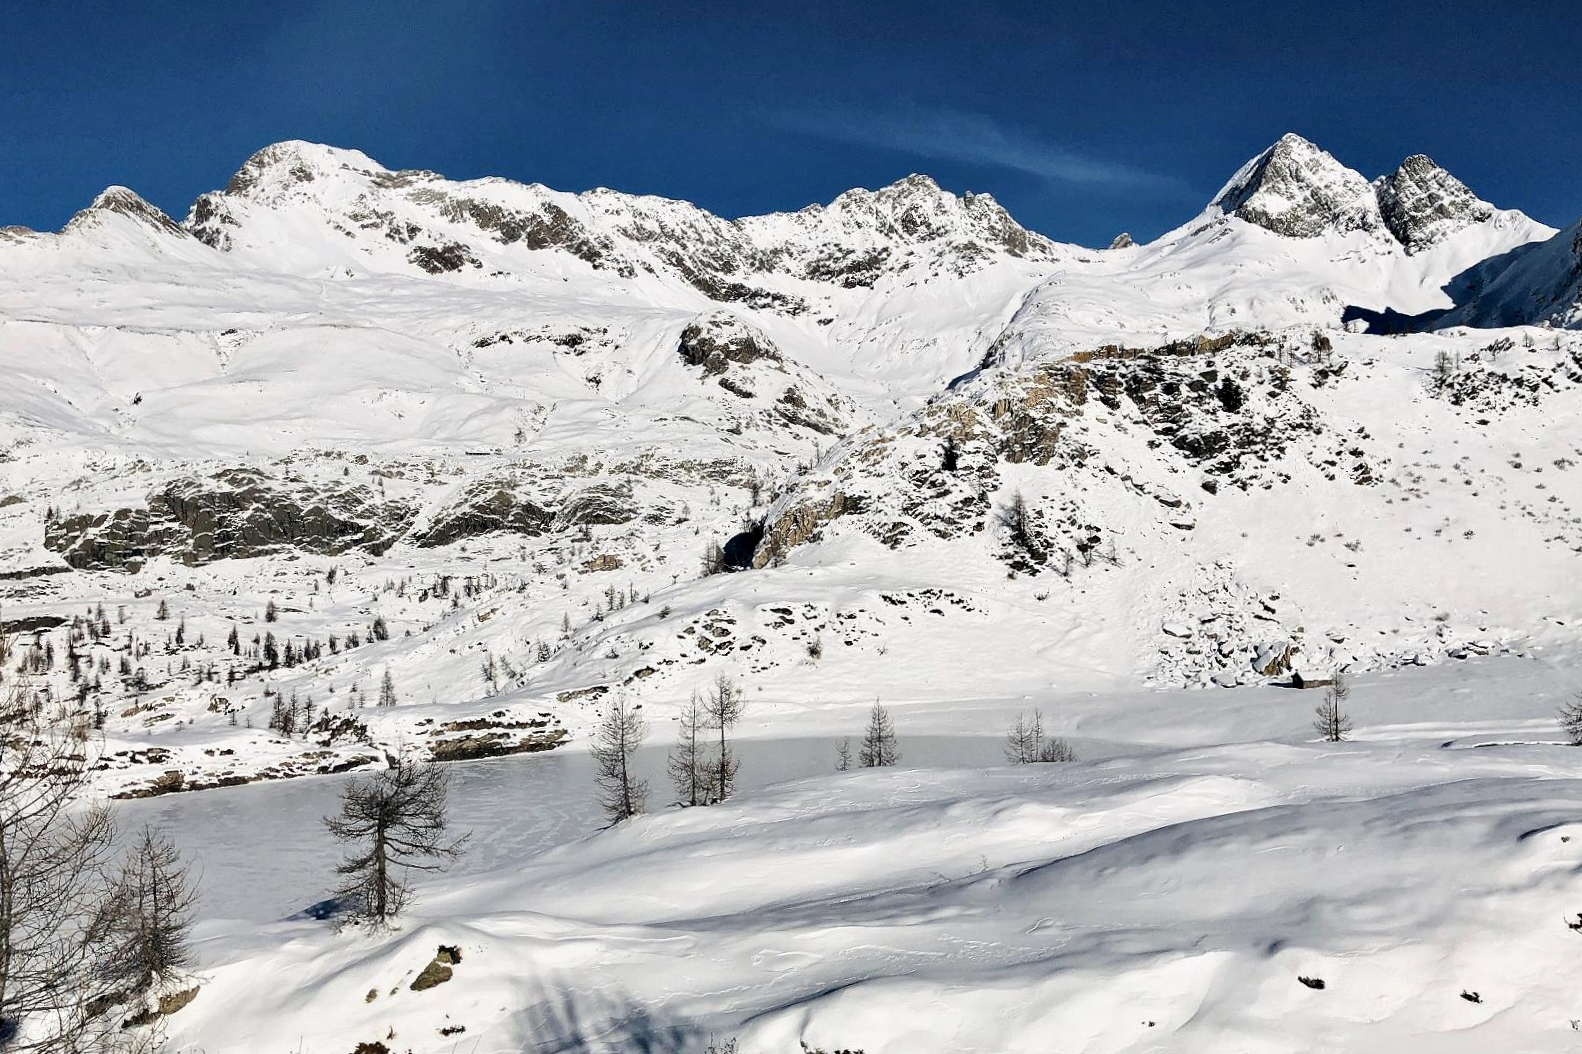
<box><xmin>500</xmin><ymin>979</ymin><xmax>697</xmax><ymax>1054</ymax></box>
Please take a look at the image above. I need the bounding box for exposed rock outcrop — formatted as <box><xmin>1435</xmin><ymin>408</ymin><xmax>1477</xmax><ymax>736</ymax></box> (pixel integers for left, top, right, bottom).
<box><xmin>416</xmin><ymin>480</ymin><xmax>553</xmax><ymax>548</ymax></box>
<box><xmin>45</xmin><ymin>470</ymin><xmax>414</xmax><ymax>572</ymax></box>
<box><xmin>1213</xmin><ymin>134</ymin><xmax>1387</xmax><ymax>239</ymax></box>
<box><xmin>677</xmin><ymin>313</ymin><xmax>783</xmax><ymax>377</ymax></box>
<box><xmin>1374</xmin><ymin>155</ymin><xmax>1496</xmax><ymax>253</ymax></box>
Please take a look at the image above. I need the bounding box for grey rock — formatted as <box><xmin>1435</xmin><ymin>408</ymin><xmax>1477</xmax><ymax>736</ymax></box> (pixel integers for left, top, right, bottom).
<box><xmin>45</xmin><ymin>469</ymin><xmax>414</xmax><ymax>572</ymax></box>
<box><xmin>415</xmin><ymin>480</ymin><xmax>553</xmax><ymax>547</ymax></box>
<box><xmin>1214</xmin><ymin>134</ymin><xmax>1386</xmax><ymax>239</ymax></box>
<box><xmin>1374</xmin><ymin>154</ymin><xmax>1495</xmax><ymax>253</ymax></box>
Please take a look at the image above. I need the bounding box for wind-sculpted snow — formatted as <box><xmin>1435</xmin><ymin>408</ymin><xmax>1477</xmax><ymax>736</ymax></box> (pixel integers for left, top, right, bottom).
<box><xmin>147</xmin><ymin>656</ymin><xmax>1582</xmax><ymax>1054</ymax></box>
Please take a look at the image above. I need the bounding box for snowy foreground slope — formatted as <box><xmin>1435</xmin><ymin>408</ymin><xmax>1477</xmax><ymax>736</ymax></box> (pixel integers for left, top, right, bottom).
<box><xmin>150</xmin><ymin>655</ymin><xmax>1582</xmax><ymax>1054</ymax></box>
<box><xmin>2</xmin><ymin>133</ymin><xmax>1582</xmax><ymax>1050</ymax></box>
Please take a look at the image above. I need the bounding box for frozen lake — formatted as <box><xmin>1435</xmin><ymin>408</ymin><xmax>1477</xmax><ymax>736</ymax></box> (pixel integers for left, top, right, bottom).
<box><xmin>121</xmin><ymin>734</ymin><xmax>1007</xmax><ymax>923</ymax></box>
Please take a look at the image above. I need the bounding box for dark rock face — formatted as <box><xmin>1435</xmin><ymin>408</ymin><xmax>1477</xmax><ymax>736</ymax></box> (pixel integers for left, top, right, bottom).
<box><xmin>185</xmin><ymin>193</ymin><xmax>238</xmax><ymax>250</ymax></box>
<box><xmin>1375</xmin><ymin>155</ymin><xmax>1495</xmax><ymax>253</ymax></box>
<box><xmin>803</xmin><ymin>245</ymin><xmax>892</xmax><ymax>287</ymax></box>
<box><xmin>723</xmin><ymin>522</ymin><xmax>764</xmax><ymax>569</ymax></box>
<box><xmin>554</xmin><ymin>483</ymin><xmax>636</xmax><ymax>529</ymax></box>
<box><xmin>223</xmin><ymin>143</ymin><xmax>325</xmax><ymax>195</ymax></box>
<box><xmin>407</xmin><ymin>242</ymin><xmax>481</xmax><ymax>273</ymax></box>
<box><xmin>45</xmin><ymin>470</ymin><xmax>414</xmax><ymax>572</ymax></box>
<box><xmin>677</xmin><ymin>314</ymin><xmax>783</xmax><ymax>377</ymax></box>
<box><xmin>415</xmin><ymin>481</ymin><xmax>553</xmax><ymax>548</ymax></box>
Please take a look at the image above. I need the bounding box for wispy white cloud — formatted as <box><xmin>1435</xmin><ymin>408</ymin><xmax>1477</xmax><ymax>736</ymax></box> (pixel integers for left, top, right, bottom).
<box><xmin>776</xmin><ymin>104</ymin><xmax>1186</xmax><ymax>193</ymax></box>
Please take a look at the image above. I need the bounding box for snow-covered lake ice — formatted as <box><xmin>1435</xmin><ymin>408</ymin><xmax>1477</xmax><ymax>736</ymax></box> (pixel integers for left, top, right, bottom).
<box><xmin>123</xmin><ymin>735</ymin><xmax>1007</xmax><ymax>923</ymax></box>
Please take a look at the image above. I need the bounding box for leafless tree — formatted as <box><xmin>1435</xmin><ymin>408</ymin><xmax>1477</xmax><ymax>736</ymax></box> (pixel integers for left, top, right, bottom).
<box><xmin>1005</xmin><ymin>710</ymin><xmax>1044</xmax><ymax>764</ymax></box>
<box><xmin>700</xmin><ymin>540</ymin><xmax>727</xmax><ymax>577</ymax></box>
<box><xmin>1001</xmin><ymin>490</ymin><xmax>1036</xmax><ymax>555</ymax></box>
<box><xmin>1038</xmin><ymin>736</ymin><xmax>1077</xmax><ymax>763</ymax></box>
<box><xmin>666</xmin><ymin>691</ymin><xmax>708</xmax><ymax>807</ymax></box>
<box><xmin>1313</xmin><ymin>672</ymin><xmax>1354</xmax><ymax>743</ymax></box>
<box><xmin>98</xmin><ymin>826</ymin><xmax>197</xmax><ymax>1015</ymax></box>
<box><xmin>859</xmin><ymin>700</ymin><xmax>899</xmax><ymax>768</ymax></box>
<box><xmin>377</xmin><ymin>669</ymin><xmax>397</xmax><ymax>708</ymax></box>
<box><xmin>1558</xmin><ymin>690</ymin><xmax>1582</xmax><ymax>746</ymax></box>
<box><xmin>323</xmin><ymin>754</ymin><xmax>467</xmax><ymax>925</ymax></box>
<box><xmin>834</xmin><ymin>737</ymin><xmax>853</xmax><ymax>772</ymax></box>
<box><xmin>592</xmin><ymin>695</ymin><xmax>648</xmax><ymax>823</ymax></box>
<box><xmin>1006</xmin><ymin>709</ymin><xmax>1077</xmax><ymax>764</ymax></box>
<box><xmin>0</xmin><ymin>692</ymin><xmax>119</xmax><ymax>1052</ymax></box>
<box><xmin>703</xmin><ymin>676</ymin><xmax>746</xmax><ymax>803</ymax></box>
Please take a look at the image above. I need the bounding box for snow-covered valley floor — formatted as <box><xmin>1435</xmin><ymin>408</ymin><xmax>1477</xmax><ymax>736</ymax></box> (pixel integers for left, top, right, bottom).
<box><xmin>139</xmin><ymin>651</ymin><xmax>1582</xmax><ymax>1054</ymax></box>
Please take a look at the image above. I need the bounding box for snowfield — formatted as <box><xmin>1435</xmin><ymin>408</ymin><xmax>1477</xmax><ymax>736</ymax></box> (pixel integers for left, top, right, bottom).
<box><xmin>3</xmin><ymin>131</ymin><xmax>1582</xmax><ymax>1051</ymax></box>
<box><xmin>141</xmin><ymin>654</ymin><xmax>1582</xmax><ymax>1053</ymax></box>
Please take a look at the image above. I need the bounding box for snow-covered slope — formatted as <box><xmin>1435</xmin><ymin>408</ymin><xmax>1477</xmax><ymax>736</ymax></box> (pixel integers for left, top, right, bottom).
<box><xmin>5</xmin><ymin>131</ymin><xmax>1582</xmax><ymax>1054</ymax></box>
<box><xmin>1438</xmin><ymin>217</ymin><xmax>1582</xmax><ymax>329</ymax></box>
<box><xmin>137</xmin><ymin>653</ymin><xmax>1582</xmax><ymax>1054</ymax></box>
<box><xmin>0</xmin><ymin>134</ymin><xmax>1578</xmax><ymax>797</ymax></box>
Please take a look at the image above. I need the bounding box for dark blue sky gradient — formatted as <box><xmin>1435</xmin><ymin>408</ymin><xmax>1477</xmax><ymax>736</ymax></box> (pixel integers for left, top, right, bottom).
<box><xmin>2</xmin><ymin>0</ymin><xmax>1577</xmax><ymax>246</ymax></box>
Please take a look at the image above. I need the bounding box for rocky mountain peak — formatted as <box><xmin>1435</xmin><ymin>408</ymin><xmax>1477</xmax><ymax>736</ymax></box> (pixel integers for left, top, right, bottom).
<box><xmin>64</xmin><ymin>186</ymin><xmax>187</xmax><ymax>239</ymax></box>
<box><xmin>1211</xmin><ymin>133</ymin><xmax>1387</xmax><ymax>239</ymax></box>
<box><xmin>812</xmin><ymin>174</ymin><xmax>1052</xmax><ymax>258</ymax></box>
<box><xmin>1374</xmin><ymin>153</ymin><xmax>1496</xmax><ymax>253</ymax></box>
<box><xmin>220</xmin><ymin>140</ymin><xmax>388</xmax><ymax>202</ymax></box>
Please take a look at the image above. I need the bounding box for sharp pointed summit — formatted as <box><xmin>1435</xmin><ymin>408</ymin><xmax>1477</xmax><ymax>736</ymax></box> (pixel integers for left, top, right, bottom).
<box><xmin>1374</xmin><ymin>154</ymin><xmax>1497</xmax><ymax>253</ymax></box>
<box><xmin>1210</xmin><ymin>133</ymin><xmax>1387</xmax><ymax>239</ymax></box>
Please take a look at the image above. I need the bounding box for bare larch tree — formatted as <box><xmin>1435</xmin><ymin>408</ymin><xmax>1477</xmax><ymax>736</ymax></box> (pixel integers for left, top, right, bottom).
<box><xmin>1313</xmin><ymin>671</ymin><xmax>1354</xmax><ymax>743</ymax></box>
<box><xmin>592</xmin><ymin>694</ymin><xmax>649</xmax><ymax>823</ymax></box>
<box><xmin>323</xmin><ymin>754</ymin><xmax>467</xmax><ymax>925</ymax></box>
<box><xmin>0</xmin><ymin>693</ymin><xmax>119</xmax><ymax>1052</ymax></box>
<box><xmin>1001</xmin><ymin>489</ymin><xmax>1040</xmax><ymax>559</ymax></box>
<box><xmin>703</xmin><ymin>676</ymin><xmax>746</xmax><ymax>802</ymax></box>
<box><xmin>666</xmin><ymin>691</ymin><xmax>709</xmax><ymax>807</ymax></box>
<box><xmin>859</xmin><ymin>700</ymin><xmax>900</xmax><ymax>768</ymax></box>
<box><xmin>1558</xmin><ymin>690</ymin><xmax>1582</xmax><ymax>745</ymax></box>
<box><xmin>1005</xmin><ymin>710</ymin><xmax>1044</xmax><ymax>764</ymax></box>
<box><xmin>98</xmin><ymin>826</ymin><xmax>197</xmax><ymax>1015</ymax></box>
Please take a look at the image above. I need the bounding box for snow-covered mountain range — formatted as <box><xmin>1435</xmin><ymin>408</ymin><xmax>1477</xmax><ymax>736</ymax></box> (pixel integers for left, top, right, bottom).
<box><xmin>1</xmin><ymin>131</ymin><xmax>1579</xmax><ymax>796</ymax></box>
<box><xmin>6</xmin><ymin>131</ymin><xmax>1582</xmax><ymax>1054</ymax></box>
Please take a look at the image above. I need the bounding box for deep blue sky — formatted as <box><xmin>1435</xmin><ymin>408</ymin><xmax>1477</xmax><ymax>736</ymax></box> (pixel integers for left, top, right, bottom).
<box><xmin>3</xmin><ymin>0</ymin><xmax>1578</xmax><ymax>247</ymax></box>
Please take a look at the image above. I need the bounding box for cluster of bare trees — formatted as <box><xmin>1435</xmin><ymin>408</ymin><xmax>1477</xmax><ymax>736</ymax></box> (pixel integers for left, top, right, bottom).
<box><xmin>572</xmin><ymin>676</ymin><xmax>756</xmax><ymax>827</ymax></box>
<box><xmin>660</xmin><ymin>677</ymin><xmax>749</xmax><ymax>812</ymax></box>
<box><xmin>0</xmin><ymin>692</ymin><xmax>197</xmax><ymax>1052</ymax></box>
<box><xmin>836</xmin><ymin>701</ymin><xmax>900</xmax><ymax>771</ymax></box>
<box><xmin>1004</xmin><ymin>710</ymin><xmax>1077</xmax><ymax>764</ymax></box>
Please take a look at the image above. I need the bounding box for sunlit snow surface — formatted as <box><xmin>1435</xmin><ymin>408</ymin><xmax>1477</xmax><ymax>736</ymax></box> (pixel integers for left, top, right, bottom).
<box><xmin>129</xmin><ymin>654</ymin><xmax>1582</xmax><ymax>1054</ymax></box>
<box><xmin>3</xmin><ymin>138</ymin><xmax>1582</xmax><ymax>1052</ymax></box>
